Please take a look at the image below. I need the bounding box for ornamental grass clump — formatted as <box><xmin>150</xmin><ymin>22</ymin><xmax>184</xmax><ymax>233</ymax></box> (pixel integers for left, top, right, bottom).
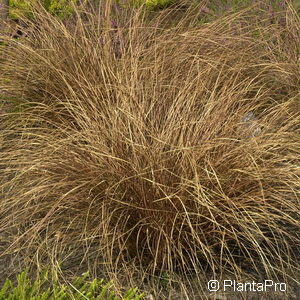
<box><xmin>0</xmin><ymin>0</ymin><xmax>299</xmax><ymax>297</ymax></box>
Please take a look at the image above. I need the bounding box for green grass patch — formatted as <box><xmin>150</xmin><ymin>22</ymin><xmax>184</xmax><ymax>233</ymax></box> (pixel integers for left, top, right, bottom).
<box><xmin>0</xmin><ymin>269</ymin><xmax>144</xmax><ymax>300</ymax></box>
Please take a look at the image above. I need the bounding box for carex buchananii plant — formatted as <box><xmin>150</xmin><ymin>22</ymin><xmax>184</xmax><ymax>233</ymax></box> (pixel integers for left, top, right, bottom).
<box><xmin>0</xmin><ymin>0</ymin><xmax>299</xmax><ymax>297</ymax></box>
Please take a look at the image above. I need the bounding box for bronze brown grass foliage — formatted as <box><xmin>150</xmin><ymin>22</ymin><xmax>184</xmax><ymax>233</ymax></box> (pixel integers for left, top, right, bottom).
<box><xmin>0</xmin><ymin>0</ymin><xmax>300</xmax><ymax>290</ymax></box>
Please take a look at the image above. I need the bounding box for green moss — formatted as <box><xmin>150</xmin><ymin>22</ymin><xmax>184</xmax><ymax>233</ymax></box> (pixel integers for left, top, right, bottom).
<box><xmin>9</xmin><ymin>0</ymin><xmax>34</xmax><ymax>20</ymax></box>
<box><xmin>131</xmin><ymin>0</ymin><xmax>174</xmax><ymax>10</ymax></box>
<box><xmin>9</xmin><ymin>0</ymin><xmax>77</xmax><ymax>20</ymax></box>
<box><xmin>8</xmin><ymin>0</ymin><xmax>176</xmax><ymax>20</ymax></box>
<box><xmin>43</xmin><ymin>0</ymin><xmax>77</xmax><ymax>19</ymax></box>
<box><xmin>144</xmin><ymin>0</ymin><xmax>174</xmax><ymax>9</ymax></box>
